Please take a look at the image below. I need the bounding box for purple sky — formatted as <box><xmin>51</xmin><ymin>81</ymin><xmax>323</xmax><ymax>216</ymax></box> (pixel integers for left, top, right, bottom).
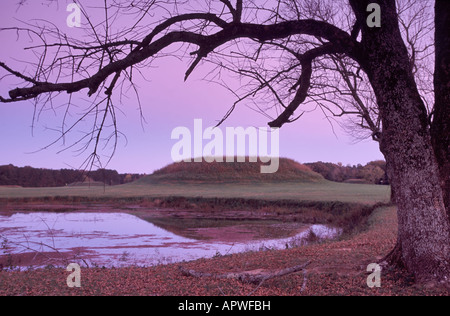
<box><xmin>0</xmin><ymin>1</ymin><xmax>384</xmax><ymax>174</ymax></box>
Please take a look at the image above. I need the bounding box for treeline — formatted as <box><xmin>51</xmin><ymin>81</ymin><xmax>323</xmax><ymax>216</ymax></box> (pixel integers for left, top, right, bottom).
<box><xmin>0</xmin><ymin>164</ymin><xmax>145</xmax><ymax>187</ymax></box>
<box><xmin>305</xmin><ymin>160</ymin><xmax>388</xmax><ymax>185</ymax></box>
<box><xmin>0</xmin><ymin>161</ymin><xmax>389</xmax><ymax>187</ymax></box>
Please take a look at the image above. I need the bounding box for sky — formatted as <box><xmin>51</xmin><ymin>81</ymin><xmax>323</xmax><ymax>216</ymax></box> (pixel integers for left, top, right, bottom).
<box><xmin>0</xmin><ymin>1</ymin><xmax>384</xmax><ymax>174</ymax></box>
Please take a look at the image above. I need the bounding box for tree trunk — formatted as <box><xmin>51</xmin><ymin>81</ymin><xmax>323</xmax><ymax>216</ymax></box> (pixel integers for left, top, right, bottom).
<box><xmin>352</xmin><ymin>0</ymin><xmax>450</xmax><ymax>283</ymax></box>
<box><xmin>431</xmin><ymin>0</ymin><xmax>450</xmax><ymax>215</ymax></box>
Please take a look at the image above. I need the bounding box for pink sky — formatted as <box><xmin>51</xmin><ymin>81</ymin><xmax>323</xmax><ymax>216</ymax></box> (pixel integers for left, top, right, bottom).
<box><xmin>0</xmin><ymin>1</ymin><xmax>383</xmax><ymax>174</ymax></box>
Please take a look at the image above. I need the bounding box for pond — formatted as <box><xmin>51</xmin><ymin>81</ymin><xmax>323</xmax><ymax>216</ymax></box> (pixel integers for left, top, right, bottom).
<box><xmin>0</xmin><ymin>211</ymin><xmax>341</xmax><ymax>270</ymax></box>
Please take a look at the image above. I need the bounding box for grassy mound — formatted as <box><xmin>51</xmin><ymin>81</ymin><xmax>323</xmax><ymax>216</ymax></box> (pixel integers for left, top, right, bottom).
<box><xmin>136</xmin><ymin>157</ymin><xmax>324</xmax><ymax>184</ymax></box>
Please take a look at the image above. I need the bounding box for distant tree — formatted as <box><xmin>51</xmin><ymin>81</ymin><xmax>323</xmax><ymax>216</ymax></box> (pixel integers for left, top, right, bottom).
<box><xmin>0</xmin><ymin>164</ymin><xmax>140</xmax><ymax>187</ymax></box>
<box><xmin>306</xmin><ymin>161</ymin><xmax>386</xmax><ymax>184</ymax></box>
<box><xmin>358</xmin><ymin>164</ymin><xmax>385</xmax><ymax>184</ymax></box>
<box><xmin>366</xmin><ymin>160</ymin><xmax>386</xmax><ymax>171</ymax></box>
<box><xmin>123</xmin><ymin>174</ymin><xmax>133</xmax><ymax>184</ymax></box>
<box><xmin>90</xmin><ymin>169</ymin><xmax>121</xmax><ymax>185</ymax></box>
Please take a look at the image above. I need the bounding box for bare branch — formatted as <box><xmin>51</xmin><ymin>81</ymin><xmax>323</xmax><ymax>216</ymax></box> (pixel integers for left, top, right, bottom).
<box><xmin>1</xmin><ymin>18</ymin><xmax>358</xmax><ymax>102</ymax></box>
<box><xmin>268</xmin><ymin>43</ymin><xmax>349</xmax><ymax>128</ymax></box>
<box><xmin>179</xmin><ymin>261</ymin><xmax>311</xmax><ymax>285</ymax></box>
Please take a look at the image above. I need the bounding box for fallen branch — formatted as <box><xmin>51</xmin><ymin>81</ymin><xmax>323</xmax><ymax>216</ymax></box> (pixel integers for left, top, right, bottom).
<box><xmin>179</xmin><ymin>261</ymin><xmax>311</xmax><ymax>285</ymax></box>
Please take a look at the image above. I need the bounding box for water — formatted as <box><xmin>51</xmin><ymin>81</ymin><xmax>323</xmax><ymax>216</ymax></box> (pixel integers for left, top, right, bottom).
<box><xmin>0</xmin><ymin>212</ymin><xmax>341</xmax><ymax>269</ymax></box>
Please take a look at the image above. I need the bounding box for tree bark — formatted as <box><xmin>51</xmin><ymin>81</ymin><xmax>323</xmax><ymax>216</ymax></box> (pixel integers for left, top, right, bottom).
<box><xmin>431</xmin><ymin>0</ymin><xmax>450</xmax><ymax>216</ymax></box>
<box><xmin>351</xmin><ymin>0</ymin><xmax>450</xmax><ymax>283</ymax></box>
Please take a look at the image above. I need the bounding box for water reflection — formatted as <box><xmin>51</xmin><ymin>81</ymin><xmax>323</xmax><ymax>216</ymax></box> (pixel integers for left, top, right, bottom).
<box><xmin>0</xmin><ymin>212</ymin><xmax>340</xmax><ymax>269</ymax></box>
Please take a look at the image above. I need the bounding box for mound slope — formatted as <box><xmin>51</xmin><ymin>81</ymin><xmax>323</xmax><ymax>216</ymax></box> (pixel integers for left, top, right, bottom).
<box><xmin>136</xmin><ymin>158</ymin><xmax>324</xmax><ymax>184</ymax></box>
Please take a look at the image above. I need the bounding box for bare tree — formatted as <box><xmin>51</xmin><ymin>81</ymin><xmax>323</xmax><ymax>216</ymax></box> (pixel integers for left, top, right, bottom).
<box><xmin>0</xmin><ymin>0</ymin><xmax>449</xmax><ymax>285</ymax></box>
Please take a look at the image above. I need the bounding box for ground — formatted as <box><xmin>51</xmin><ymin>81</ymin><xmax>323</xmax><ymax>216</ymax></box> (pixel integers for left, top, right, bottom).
<box><xmin>0</xmin><ymin>165</ymin><xmax>446</xmax><ymax>296</ymax></box>
<box><xmin>0</xmin><ymin>205</ymin><xmax>448</xmax><ymax>296</ymax></box>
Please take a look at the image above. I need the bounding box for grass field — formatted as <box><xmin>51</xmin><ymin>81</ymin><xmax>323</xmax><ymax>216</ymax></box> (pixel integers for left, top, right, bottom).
<box><xmin>0</xmin><ymin>158</ymin><xmax>391</xmax><ymax>205</ymax></box>
<box><xmin>0</xmin><ymin>180</ymin><xmax>391</xmax><ymax>205</ymax></box>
